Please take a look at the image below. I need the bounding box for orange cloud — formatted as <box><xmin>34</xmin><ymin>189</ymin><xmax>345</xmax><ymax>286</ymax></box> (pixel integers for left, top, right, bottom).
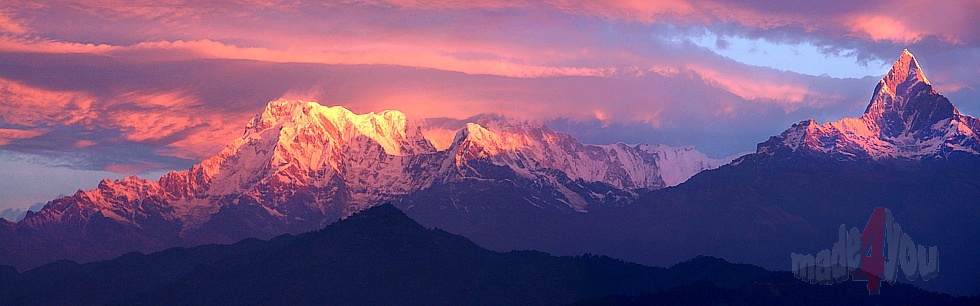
<box><xmin>52</xmin><ymin>0</ymin><xmax>202</xmax><ymax>21</ymax></box>
<box><xmin>73</xmin><ymin>140</ymin><xmax>97</xmax><ymax>148</ymax></box>
<box><xmin>356</xmin><ymin>0</ymin><xmax>529</xmax><ymax>10</ymax></box>
<box><xmin>0</xmin><ymin>37</ymin><xmax>613</xmax><ymax>79</ymax></box>
<box><xmin>936</xmin><ymin>83</ymin><xmax>968</xmax><ymax>95</ymax></box>
<box><xmin>0</xmin><ymin>79</ymin><xmax>244</xmax><ymax>163</ymax></box>
<box><xmin>373</xmin><ymin>0</ymin><xmax>964</xmax><ymax>45</ymax></box>
<box><xmin>0</xmin><ymin>10</ymin><xmax>28</xmax><ymax>35</ymax></box>
<box><xmin>108</xmin><ymin>91</ymin><xmax>242</xmax><ymax>159</ymax></box>
<box><xmin>420</xmin><ymin>127</ymin><xmax>457</xmax><ymax>151</ymax></box>
<box><xmin>546</xmin><ymin>1</ymin><xmax>974</xmax><ymax>45</ymax></box>
<box><xmin>110</xmin><ymin>111</ymin><xmax>199</xmax><ymax>142</ymax></box>
<box><xmin>848</xmin><ymin>15</ymin><xmax>926</xmax><ymax>44</ymax></box>
<box><xmin>547</xmin><ymin>0</ymin><xmax>701</xmax><ymax>23</ymax></box>
<box><xmin>140</xmin><ymin>40</ymin><xmax>616</xmax><ymax>78</ymax></box>
<box><xmin>104</xmin><ymin>162</ymin><xmax>170</xmax><ymax>175</ymax></box>
<box><xmin>0</xmin><ymin>36</ymin><xmax>117</xmax><ymax>53</ymax></box>
<box><xmin>158</xmin><ymin>123</ymin><xmax>244</xmax><ymax>161</ymax></box>
<box><xmin>0</xmin><ymin>78</ymin><xmax>99</xmax><ymax>126</ymax></box>
<box><xmin>690</xmin><ymin>66</ymin><xmax>810</xmax><ymax>107</ymax></box>
<box><xmin>0</xmin><ymin>128</ymin><xmax>45</xmax><ymax>146</ymax></box>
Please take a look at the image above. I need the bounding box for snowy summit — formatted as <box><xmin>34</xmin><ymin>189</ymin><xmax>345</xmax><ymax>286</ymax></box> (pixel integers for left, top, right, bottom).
<box><xmin>758</xmin><ymin>49</ymin><xmax>980</xmax><ymax>160</ymax></box>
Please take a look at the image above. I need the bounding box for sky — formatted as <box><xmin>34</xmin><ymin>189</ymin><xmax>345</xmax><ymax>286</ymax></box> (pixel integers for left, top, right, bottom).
<box><xmin>0</xmin><ymin>0</ymin><xmax>978</xmax><ymax>211</ymax></box>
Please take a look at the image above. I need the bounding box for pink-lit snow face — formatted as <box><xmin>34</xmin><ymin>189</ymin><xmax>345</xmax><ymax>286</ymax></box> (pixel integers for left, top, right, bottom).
<box><xmin>0</xmin><ymin>0</ymin><xmax>977</xmax><ymax>211</ymax></box>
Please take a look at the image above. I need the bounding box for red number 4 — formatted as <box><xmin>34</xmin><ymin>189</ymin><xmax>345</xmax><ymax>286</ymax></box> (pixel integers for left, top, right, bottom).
<box><xmin>854</xmin><ymin>207</ymin><xmax>886</xmax><ymax>294</ymax></box>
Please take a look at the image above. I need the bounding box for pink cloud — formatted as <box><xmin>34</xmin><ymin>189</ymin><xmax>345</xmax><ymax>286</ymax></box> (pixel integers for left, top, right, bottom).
<box><xmin>0</xmin><ymin>36</ymin><xmax>117</xmax><ymax>53</ymax></box>
<box><xmin>5</xmin><ymin>0</ymin><xmax>974</xmax><ymax>88</ymax></box>
<box><xmin>144</xmin><ymin>40</ymin><xmax>623</xmax><ymax>78</ymax></box>
<box><xmin>101</xmin><ymin>91</ymin><xmax>246</xmax><ymax>159</ymax></box>
<box><xmin>348</xmin><ymin>0</ymin><xmax>976</xmax><ymax>45</ymax></box>
<box><xmin>0</xmin><ymin>78</ymin><xmax>99</xmax><ymax>126</ymax></box>
<box><xmin>420</xmin><ymin>127</ymin><xmax>457</xmax><ymax>151</ymax></box>
<box><xmin>0</xmin><ymin>37</ymin><xmax>613</xmax><ymax>79</ymax></box>
<box><xmin>847</xmin><ymin>15</ymin><xmax>927</xmax><ymax>44</ymax></box>
<box><xmin>108</xmin><ymin>91</ymin><xmax>246</xmax><ymax>160</ymax></box>
<box><xmin>158</xmin><ymin>123</ymin><xmax>245</xmax><ymax>161</ymax></box>
<box><xmin>0</xmin><ymin>10</ymin><xmax>28</xmax><ymax>35</ymax></box>
<box><xmin>547</xmin><ymin>0</ymin><xmax>703</xmax><ymax>23</ymax></box>
<box><xmin>73</xmin><ymin>140</ymin><xmax>97</xmax><ymax>148</ymax></box>
<box><xmin>0</xmin><ymin>128</ymin><xmax>45</xmax><ymax>146</ymax></box>
<box><xmin>691</xmin><ymin>66</ymin><xmax>810</xmax><ymax>106</ymax></box>
<box><xmin>842</xmin><ymin>1</ymin><xmax>978</xmax><ymax>44</ymax></box>
<box><xmin>354</xmin><ymin>0</ymin><xmax>529</xmax><ymax>10</ymax></box>
<box><xmin>103</xmin><ymin>162</ymin><xmax>171</xmax><ymax>175</ymax></box>
<box><xmin>0</xmin><ymin>79</ymin><xmax>246</xmax><ymax>164</ymax></box>
<box><xmin>110</xmin><ymin>111</ymin><xmax>199</xmax><ymax>142</ymax></box>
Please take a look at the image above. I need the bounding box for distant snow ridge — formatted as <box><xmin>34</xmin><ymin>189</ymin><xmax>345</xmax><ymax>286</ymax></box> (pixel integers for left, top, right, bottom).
<box><xmin>449</xmin><ymin>116</ymin><xmax>726</xmax><ymax>189</ymax></box>
<box><xmin>0</xmin><ymin>202</ymin><xmax>44</xmax><ymax>222</ymax></box>
<box><xmin>758</xmin><ymin>49</ymin><xmax>980</xmax><ymax>160</ymax></box>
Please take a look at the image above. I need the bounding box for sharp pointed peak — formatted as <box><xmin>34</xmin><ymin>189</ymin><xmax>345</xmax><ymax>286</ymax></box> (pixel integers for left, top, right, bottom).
<box><xmin>883</xmin><ymin>48</ymin><xmax>930</xmax><ymax>89</ymax></box>
<box><xmin>856</xmin><ymin>50</ymin><xmax>963</xmax><ymax>139</ymax></box>
<box><xmin>863</xmin><ymin>49</ymin><xmax>940</xmax><ymax>116</ymax></box>
<box><xmin>900</xmin><ymin>48</ymin><xmax>914</xmax><ymax>59</ymax></box>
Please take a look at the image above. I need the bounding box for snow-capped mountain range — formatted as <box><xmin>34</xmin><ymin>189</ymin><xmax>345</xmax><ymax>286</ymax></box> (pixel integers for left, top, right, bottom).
<box><xmin>1</xmin><ymin>100</ymin><xmax>730</xmax><ymax>267</ymax></box>
<box><xmin>143</xmin><ymin>99</ymin><xmax>725</xmax><ymax>219</ymax></box>
<box><xmin>758</xmin><ymin>49</ymin><xmax>980</xmax><ymax>160</ymax></box>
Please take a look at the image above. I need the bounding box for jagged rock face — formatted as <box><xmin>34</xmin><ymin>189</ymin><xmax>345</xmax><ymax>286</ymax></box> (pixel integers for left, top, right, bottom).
<box><xmin>444</xmin><ymin>119</ymin><xmax>731</xmax><ymax>211</ymax></box>
<box><xmin>2</xmin><ymin>99</ymin><xmax>727</xmax><ymax>268</ymax></box>
<box><xmin>0</xmin><ymin>218</ymin><xmax>13</xmax><ymax>233</ymax></box>
<box><xmin>864</xmin><ymin>49</ymin><xmax>956</xmax><ymax>139</ymax></box>
<box><xmin>758</xmin><ymin>50</ymin><xmax>980</xmax><ymax>160</ymax></box>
